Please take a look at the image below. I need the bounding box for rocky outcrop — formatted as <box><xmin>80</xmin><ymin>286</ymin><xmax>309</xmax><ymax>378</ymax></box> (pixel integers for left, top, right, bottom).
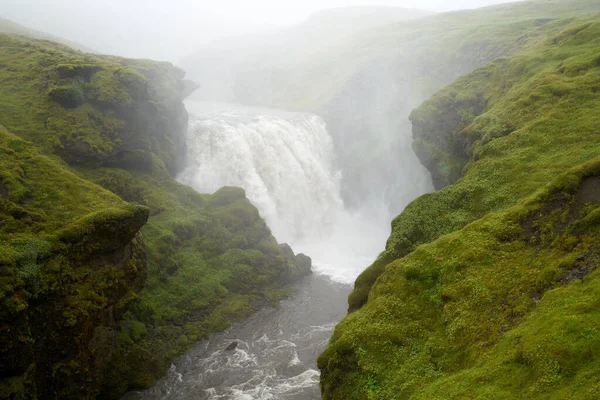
<box><xmin>279</xmin><ymin>243</ymin><xmax>313</xmax><ymax>277</ymax></box>
<box><xmin>409</xmin><ymin>90</ymin><xmax>487</xmax><ymax>190</ymax></box>
<box><xmin>46</xmin><ymin>58</ymin><xmax>196</xmax><ymax>176</ymax></box>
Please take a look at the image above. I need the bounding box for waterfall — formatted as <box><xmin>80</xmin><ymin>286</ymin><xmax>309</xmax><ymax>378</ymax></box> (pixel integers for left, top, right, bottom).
<box><xmin>178</xmin><ymin>101</ymin><xmax>390</xmax><ymax>283</ymax></box>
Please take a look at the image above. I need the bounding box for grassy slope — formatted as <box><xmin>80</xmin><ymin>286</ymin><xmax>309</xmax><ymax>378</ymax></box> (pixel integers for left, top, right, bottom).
<box><xmin>318</xmin><ymin>14</ymin><xmax>600</xmax><ymax>400</ymax></box>
<box><xmin>199</xmin><ymin>0</ymin><xmax>600</xmax><ymax>112</ymax></box>
<box><xmin>0</xmin><ymin>33</ymin><xmax>305</xmax><ymax>399</ymax></box>
<box><xmin>291</xmin><ymin>0</ymin><xmax>600</xmax><ymax>111</ymax></box>
<box><xmin>78</xmin><ymin>166</ymin><xmax>303</xmax><ymax>395</ymax></box>
<box><xmin>0</xmin><ymin>17</ymin><xmax>94</xmax><ymax>53</ymax></box>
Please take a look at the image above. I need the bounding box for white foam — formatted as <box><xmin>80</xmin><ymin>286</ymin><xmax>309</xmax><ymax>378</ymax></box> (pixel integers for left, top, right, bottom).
<box><xmin>288</xmin><ymin>350</ymin><xmax>302</xmax><ymax>367</ymax></box>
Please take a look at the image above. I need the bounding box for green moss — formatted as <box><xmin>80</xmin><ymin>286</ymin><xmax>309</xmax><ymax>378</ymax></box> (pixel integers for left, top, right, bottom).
<box><xmin>0</xmin><ymin>122</ymin><xmax>149</xmax><ymax>399</ymax></box>
<box><xmin>321</xmin><ymin>15</ymin><xmax>600</xmax><ymax>400</ymax></box>
<box><xmin>13</xmin><ymin>238</ymin><xmax>52</xmax><ymax>280</ymax></box>
<box><xmin>0</xmin><ymin>33</ymin><xmax>188</xmax><ymax>173</ymax></box>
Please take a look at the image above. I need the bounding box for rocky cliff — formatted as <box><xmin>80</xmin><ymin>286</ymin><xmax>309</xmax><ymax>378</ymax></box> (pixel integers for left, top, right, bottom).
<box><xmin>0</xmin><ymin>123</ymin><xmax>149</xmax><ymax>399</ymax></box>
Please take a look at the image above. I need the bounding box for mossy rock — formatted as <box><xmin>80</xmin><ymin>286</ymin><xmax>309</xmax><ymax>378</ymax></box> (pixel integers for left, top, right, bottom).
<box><xmin>0</xmin><ymin>124</ymin><xmax>149</xmax><ymax>399</ymax></box>
<box><xmin>0</xmin><ymin>33</ymin><xmax>190</xmax><ymax>175</ymax></box>
<box><xmin>211</xmin><ymin>186</ymin><xmax>247</xmax><ymax>206</ymax></box>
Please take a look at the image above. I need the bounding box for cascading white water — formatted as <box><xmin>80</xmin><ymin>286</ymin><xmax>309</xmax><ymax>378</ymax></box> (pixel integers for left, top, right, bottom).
<box><xmin>179</xmin><ymin>103</ymin><xmax>343</xmax><ymax>244</ymax></box>
<box><xmin>178</xmin><ymin>101</ymin><xmax>391</xmax><ymax>283</ymax></box>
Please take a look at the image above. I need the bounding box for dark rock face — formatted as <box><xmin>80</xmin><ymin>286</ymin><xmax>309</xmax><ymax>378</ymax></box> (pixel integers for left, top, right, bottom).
<box><xmin>279</xmin><ymin>243</ymin><xmax>295</xmax><ymax>258</ymax></box>
<box><xmin>410</xmin><ymin>92</ymin><xmax>487</xmax><ymax>190</ymax></box>
<box><xmin>294</xmin><ymin>253</ymin><xmax>313</xmax><ymax>276</ymax></box>
<box><xmin>225</xmin><ymin>342</ymin><xmax>239</xmax><ymax>351</ymax></box>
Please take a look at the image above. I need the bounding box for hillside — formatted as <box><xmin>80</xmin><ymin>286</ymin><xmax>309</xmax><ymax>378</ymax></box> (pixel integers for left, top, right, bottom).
<box><xmin>0</xmin><ymin>34</ymin><xmax>309</xmax><ymax>399</ymax></box>
<box><xmin>179</xmin><ymin>6</ymin><xmax>432</xmax><ymax>104</ymax></box>
<box><xmin>318</xmin><ymin>12</ymin><xmax>600</xmax><ymax>400</ymax></box>
<box><xmin>0</xmin><ymin>17</ymin><xmax>94</xmax><ymax>53</ymax></box>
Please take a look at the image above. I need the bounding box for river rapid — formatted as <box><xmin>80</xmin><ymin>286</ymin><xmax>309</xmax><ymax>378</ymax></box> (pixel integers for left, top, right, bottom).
<box><xmin>122</xmin><ymin>275</ymin><xmax>349</xmax><ymax>400</ymax></box>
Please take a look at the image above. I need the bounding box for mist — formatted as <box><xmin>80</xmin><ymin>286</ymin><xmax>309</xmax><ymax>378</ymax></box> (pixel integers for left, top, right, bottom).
<box><xmin>2</xmin><ymin>0</ymin><xmax>521</xmax><ymax>62</ymax></box>
<box><xmin>0</xmin><ymin>0</ymin><xmax>519</xmax><ymax>280</ymax></box>
<box><xmin>5</xmin><ymin>0</ymin><xmax>595</xmax><ymax>399</ymax></box>
<box><xmin>0</xmin><ymin>0</ymin><xmax>526</xmax><ymax>286</ymax></box>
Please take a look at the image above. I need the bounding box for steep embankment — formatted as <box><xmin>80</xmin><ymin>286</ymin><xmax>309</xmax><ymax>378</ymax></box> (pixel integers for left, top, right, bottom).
<box><xmin>0</xmin><ymin>123</ymin><xmax>149</xmax><ymax>399</ymax></box>
<box><xmin>0</xmin><ymin>34</ymin><xmax>309</xmax><ymax>399</ymax></box>
<box><xmin>319</xmin><ymin>15</ymin><xmax>600</xmax><ymax>400</ymax></box>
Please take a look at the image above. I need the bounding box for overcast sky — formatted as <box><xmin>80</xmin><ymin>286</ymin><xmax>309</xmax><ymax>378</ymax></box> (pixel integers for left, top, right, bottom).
<box><xmin>1</xmin><ymin>0</ymin><xmax>520</xmax><ymax>62</ymax></box>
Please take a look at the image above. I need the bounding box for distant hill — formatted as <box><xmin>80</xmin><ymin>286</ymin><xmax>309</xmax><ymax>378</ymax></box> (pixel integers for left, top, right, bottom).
<box><xmin>179</xmin><ymin>6</ymin><xmax>433</xmax><ymax>102</ymax></box>
<box><xmin>180</xmin><ymin>0</ymin><xmax>600</xmax><ymax>217</ymax></box>
<box><xmin>0</xmin><ymin>16</ymin><xmax>95</xmax><ymax>53</ymax></box>
<box><xmin>285</xmin><ymin>6</ymin><xmax>433</xmax><ymax>46</ymax></box>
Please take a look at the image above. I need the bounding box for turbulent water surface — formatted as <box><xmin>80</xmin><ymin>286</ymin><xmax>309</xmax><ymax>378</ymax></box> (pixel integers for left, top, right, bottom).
<box><xmin>123</xmin><ymin>275</ymin><xmax>349</xmax><ymax>400</ymax></box>
<box><xmin>123</xmin><ymin>101</ymin><xmax>412</xmax><ymax>399</ymax></box>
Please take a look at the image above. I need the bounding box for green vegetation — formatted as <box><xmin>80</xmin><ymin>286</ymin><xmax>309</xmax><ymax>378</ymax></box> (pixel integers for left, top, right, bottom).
<box><xmin>0</xmin><ymin>123</ymin><xmax>149</xmax><ymax>399</ymax></box>
<box><xmin>0</xmin><ymin>32</ymin><xmax>306</xmax><ymax>399</ymax></box>
<box><xmin>319</xmin><ymin>13</ymin><xmax>600</xmax><ymax>400</ymax></box>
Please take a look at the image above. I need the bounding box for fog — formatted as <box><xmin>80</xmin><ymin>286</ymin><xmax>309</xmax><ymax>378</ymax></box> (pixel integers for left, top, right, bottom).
<box><xmin>2</xmin><ymin>0</ymin><xmax>521</xmax><ymax>62</ymax></box>
<box><xmin>0</xmin><ymin>0</ymin><xmax>519</xmax><ymax>281</ymax></box>
<box><xmin>0</xmin><ymin>0</ymin><xmax>520</xmax><ymax>279</ymax></box>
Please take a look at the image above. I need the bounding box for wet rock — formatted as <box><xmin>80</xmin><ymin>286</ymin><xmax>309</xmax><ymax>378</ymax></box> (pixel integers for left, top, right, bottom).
<box><xmin>225</xmin><ymin>342</ymin><xmax>238</xmax><ymax>351</ymax></box>
<box><xmin>279</xmin><ymin>243</ymin><xmax>312</xmax><ymax>276</ymax></box>
<box><xmin>279</xmin><ymin>243</ymin><xmax>295</xmax><ymax>259</ymax></box>
<box><xmin>295</xmin><ymin>253</ymin><xmax>312</xmax><ymax>276</ymax></box>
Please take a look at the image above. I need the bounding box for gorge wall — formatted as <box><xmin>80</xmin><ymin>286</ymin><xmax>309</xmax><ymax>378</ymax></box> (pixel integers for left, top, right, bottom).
<box><xmin>0</xmin><ymin>34</ymin><xmax>309</xmax><ymax>400</ymax></box>
<box><xmin>318</xmin><ymin>14</ymin><xmax>600</xmax><ymax>399</ymax></box>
